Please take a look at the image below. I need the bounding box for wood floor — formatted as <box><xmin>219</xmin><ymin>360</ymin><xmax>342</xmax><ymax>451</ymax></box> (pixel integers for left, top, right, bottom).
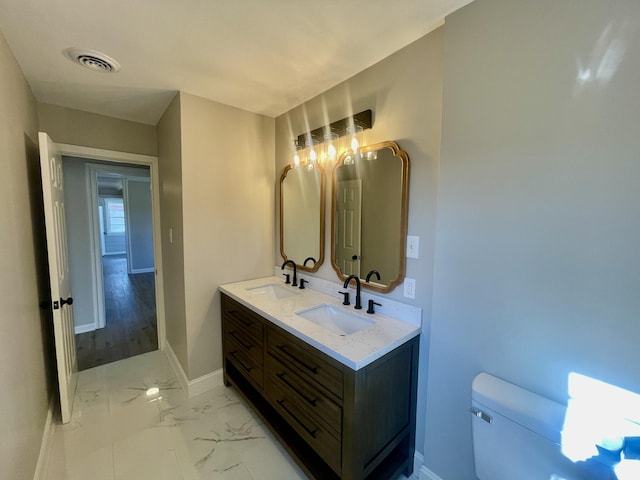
<box><xmin>76</xmin><ymin>254</ymin><xmax>157</xmax><ymax>371</ymax></box>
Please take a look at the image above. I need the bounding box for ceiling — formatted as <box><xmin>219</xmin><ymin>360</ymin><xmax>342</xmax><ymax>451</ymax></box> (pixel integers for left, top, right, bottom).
<box><xmin>0</xmin><ymin>0</ymin><xmax>473</xmax><ymax>125</ymax></box>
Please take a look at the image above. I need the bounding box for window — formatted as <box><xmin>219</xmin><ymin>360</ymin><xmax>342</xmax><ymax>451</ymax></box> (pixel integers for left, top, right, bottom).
<box><xmin>105</xmin><ymin>198</ymin><xmax>125</xmax><ymax>234</ymax></box>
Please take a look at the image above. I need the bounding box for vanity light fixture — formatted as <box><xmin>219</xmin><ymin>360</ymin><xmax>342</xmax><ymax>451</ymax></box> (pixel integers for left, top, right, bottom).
<box><xmin>292</xmin><ymin>138</ymin><xmax>322</xmax><ymax>170</ymax></box>
<box><xmin>292</xmin><ymin>109</ymin><xmax>373</xmax><ymax>167</ymax></box>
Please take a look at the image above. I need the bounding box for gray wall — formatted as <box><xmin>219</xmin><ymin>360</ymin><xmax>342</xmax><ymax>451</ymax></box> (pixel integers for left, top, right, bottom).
<box><xmin>275</xmin><ymin>30</ymin><xmax>444</xmax><ymax>456</ymax></box>
<box><xmin>126</xmin><ymin>179</ymin><xmax>154</xmax><ymax>271</ymax></box>
<box><xmin>157</xmin><ymin>92</ymin><xmax>275</xmax><ymax>379</ymax></box>
<box><xmin>180</xmin><ymin>92</ymin><xmax>275</xmax><ymax>379</ymax></box>
<box><xmin>157</xmin><ymin>93</ymin><xmax>189</xmax><ymax>373</ymax></box>
<box><xmin>38</xmin><ymin>103</ymin><xmax>157</xmax><ymax>156</ymax></box>
<box><xmin>425</xmin><ymin>0</ymin><xmax>640</xmax><ymax>478</ymax></box>
<box><xmin>0</xmin><ymin>30</ymin><xmax>53</xmax><ymax>480</ymax></box>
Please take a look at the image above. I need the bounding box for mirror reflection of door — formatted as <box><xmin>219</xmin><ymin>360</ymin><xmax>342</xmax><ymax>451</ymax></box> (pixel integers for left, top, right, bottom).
<box><xmin>336</xmin><ymin>179</ymin><xmax>362</xmax><ymax>277</ymax></box>
<box><xmin>331</xmin><ymin>141</ymin><xmax>409</xmax><ymax>293</ymax></box>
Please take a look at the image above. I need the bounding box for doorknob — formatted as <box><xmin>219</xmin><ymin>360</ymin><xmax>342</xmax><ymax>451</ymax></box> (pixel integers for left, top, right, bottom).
<box><xmin>60</xmin><ymin>297</ymin><xmax>74</xmax><ymax>307</ymax></box>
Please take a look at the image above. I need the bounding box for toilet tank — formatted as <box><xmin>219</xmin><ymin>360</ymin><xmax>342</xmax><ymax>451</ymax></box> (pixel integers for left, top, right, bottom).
<box><xmin>471</xmin><ymin>373</ymin><xmax>616</xmax><ymax>480</ymax></box>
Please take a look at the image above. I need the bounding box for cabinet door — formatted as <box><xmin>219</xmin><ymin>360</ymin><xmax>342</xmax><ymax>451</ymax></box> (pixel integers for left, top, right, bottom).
<box><xmin>222</xmin><ymin>295</ymin><xmax>265</xmax><ymax>389</ymax></box>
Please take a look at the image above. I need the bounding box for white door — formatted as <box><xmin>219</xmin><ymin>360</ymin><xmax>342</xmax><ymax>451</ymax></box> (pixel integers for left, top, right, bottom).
<box><xmin>39</xmin><ymin>132</ymin><xmax>78</xmax><ymax>424</ymax></box>
<box><xmin>336</xmin><ymin>179</ymin><xmax>362</xmax><ymax>277</ymax></box>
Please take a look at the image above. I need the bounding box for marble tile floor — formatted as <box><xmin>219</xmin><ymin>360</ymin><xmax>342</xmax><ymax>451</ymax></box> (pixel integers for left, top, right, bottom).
<box><xmin>43</xmin><ymin>350</ymin><xmax>308</xmax><ymax>480</ymax></box>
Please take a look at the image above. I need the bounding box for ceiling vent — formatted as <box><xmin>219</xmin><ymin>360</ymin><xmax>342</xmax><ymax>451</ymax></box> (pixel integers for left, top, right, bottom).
<box><xmin>63</xmin><ymin>48</ymin><xmax>120</xmax><ymax>73</ymax></box>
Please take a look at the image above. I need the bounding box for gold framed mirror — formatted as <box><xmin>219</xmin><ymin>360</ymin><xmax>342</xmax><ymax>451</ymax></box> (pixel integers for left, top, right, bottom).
<box><xmin>280</xmin><ymin>164</ymin><xmax>325</xmax><ymax>272</ymax></box>
<box><xmin>331</xmin><ymin>141</ymin><xmax>409</xmax><ymax>293</ymax></box>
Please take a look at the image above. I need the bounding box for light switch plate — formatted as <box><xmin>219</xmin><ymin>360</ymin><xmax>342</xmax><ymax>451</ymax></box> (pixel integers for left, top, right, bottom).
<box><xmin>404</xmin><ymin>278</ymin><xmax>416</xmax><ymax>299</ymax></box>
<box><xmin>407</xmin><ymin>235</ymin><xmax>419</xmax><ymax>259</ymax></box>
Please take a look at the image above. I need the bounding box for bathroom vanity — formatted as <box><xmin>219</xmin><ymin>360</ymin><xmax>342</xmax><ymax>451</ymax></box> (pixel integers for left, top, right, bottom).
<box><xmin>219</xmin><ymin>277</ymin><xmax>420</xmax><ymax>480</ymax></box>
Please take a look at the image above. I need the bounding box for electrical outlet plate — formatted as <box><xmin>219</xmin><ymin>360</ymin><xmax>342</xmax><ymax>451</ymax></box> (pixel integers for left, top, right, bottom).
<box><xmin>407</xmin><ymin>235</ymin><xmax>419</xmax><ymax>259</ymax></box>
<box><xmin>404</xmin><ymin>277</ymin><xmax>416</xmax><ymax>299</ymax></box>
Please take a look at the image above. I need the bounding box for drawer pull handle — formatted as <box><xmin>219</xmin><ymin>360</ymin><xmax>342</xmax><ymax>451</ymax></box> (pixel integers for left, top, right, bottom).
<box><xmin>277</xmin><ymin>345</ymin><xmax>319</xmax><ymax>374</ymax></box>
<box><xmin>276</xmin><ymin>399</ymin><xmax>317</xmax><ymax>438</ymax></box>
<box><xmin>276</xmin><ymin>372</ymin><xmax>317</xmax><ymax>406</ymax></box>
<box><xmin>231</xmin><ymin>310</ymin><xmax>253</xmax><ymax>328</ymax></box>
<box><xmin>230</xmin><ymin>351</ymin><xmax>254</xmax><ymax>372</ymax></box>
<box><xmin>230</xmin><ymin>331</ymin><xmax>252</xmax><ymax>349</ymax></box>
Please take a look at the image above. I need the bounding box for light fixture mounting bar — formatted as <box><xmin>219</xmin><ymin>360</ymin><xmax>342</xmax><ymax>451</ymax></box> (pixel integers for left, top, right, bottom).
<box><xmin>296</xmin><ymin>109</ymin><xmax>373</xmax><ymax>149</ymax></box>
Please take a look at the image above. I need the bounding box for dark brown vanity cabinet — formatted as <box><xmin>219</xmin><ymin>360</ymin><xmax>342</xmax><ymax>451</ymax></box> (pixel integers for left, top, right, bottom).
<box><xmin>222</xmin><ymin>296</ymin><xmax>265</xmax><ymax>388</ymax></box>
<box><xmin>221</xmin><ymin>293</ymin><xmax>419</xmax><ymax>480</ymax></box>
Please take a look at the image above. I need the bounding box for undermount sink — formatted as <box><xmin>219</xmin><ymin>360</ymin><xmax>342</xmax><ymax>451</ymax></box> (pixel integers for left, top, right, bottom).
<box><xmin>246</xmin><ymin>283</ymin><xmax>300</xmax><ymax>300</ymax></box>
<box><xmin>296</xmin><ymin>304</ymin><xmax>374</xmax><ymax>335</ymax></box>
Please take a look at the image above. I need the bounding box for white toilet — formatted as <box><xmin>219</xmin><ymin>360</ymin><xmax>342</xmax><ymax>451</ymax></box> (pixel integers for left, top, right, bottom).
<box><xmin>471</xmin><ymin>373</ymin><xmax>618</xmax><ymax>480</ymax></box>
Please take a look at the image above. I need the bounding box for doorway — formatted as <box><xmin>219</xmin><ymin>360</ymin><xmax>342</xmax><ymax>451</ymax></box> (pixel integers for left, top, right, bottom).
<box><xmin>70</xmin><ymin>167</ymin><xmax>158</xmax><ymax>370</ymax></box>
<box><xmin>77</xmin><ymin>252</ymin><xmax>157</xmax><ymax>369</ymax></box>
<box><xmin>58</xmin><ymin>144</ymin><xmax>165</xmax><ymax>372</ymax></box>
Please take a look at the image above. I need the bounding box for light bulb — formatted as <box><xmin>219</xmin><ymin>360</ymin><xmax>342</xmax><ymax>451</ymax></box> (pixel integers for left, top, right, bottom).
<box><xmin>351</xmin><ymin>136</ymin><xmax>359</xmax><ymax>153</ymax></box>
<box><xmin>327</xmin><ymin>143</ymin><xmax>337</xmax><ymax>160</ymax></box>
<box><xmin>347</xmin><ymin>125</ymin><xmax>363</xmax><ymax>156</ymax></box>
<box><xmin>292</xmin><ymin>140</ymin><xmax>302</xmax><ymax>167</ymax></box>
<box><xmin>309</xmin><ymin>148</ymin><xmax>317</xmax><ymax>163</ymax></box>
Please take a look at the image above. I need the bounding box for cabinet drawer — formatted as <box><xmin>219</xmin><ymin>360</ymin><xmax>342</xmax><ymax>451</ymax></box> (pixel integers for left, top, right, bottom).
<box><xmin>225</xmin><ymin>333</ymin><xmax>263</xmax><ymax>388</ymax></box>
<box><xmin>222</xmin><ymin>296</ymin><xmax>264</xmax><ymax>342</ymax></box>
<box><xmin>268</xmin><ymin>328</ymin><xmax>343</xmax><ymax>400</ymax></box>
<box><xmin>266</xmin><ymin>353</ymin><xmax>342</xmax><ymax>437</ymax></box>
<box><xmin>266</xmin><ymin>381</ymin><xmax>341</xmax><ymax>475</ymax></box>
<box><xmin>224</xmin><ymin>316</ymin><xmax>263</xmax><ymax>365</ymax></box>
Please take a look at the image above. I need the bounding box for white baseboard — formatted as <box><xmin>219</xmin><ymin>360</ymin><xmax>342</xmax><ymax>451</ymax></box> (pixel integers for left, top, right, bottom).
<box><xmin>420</xmin><ymin>465</ymin><xmax>444</xmax><ymax>480</ymax></box>
<box><xmin>163</xmin><ymin>341</ymin><xmax>223</xmax><ymax>398</ymax></box>
<box><xmin>411</xmin><ymin>451</ymin><xmax>424</xmax><ymax>479</ymax></box>
<box><xmin>130</xmin><ymin>267</ymin><xmax>154</xmax><ymax>274</ymax></box>
<box><xmin>74</xmin><ymin>323</ymin><xmax>96</xmax><ymax>334</ymax></box>
<box><xmin>188</xmin><ymin>369</ymin><xmax>224</xmax><ymax>398</ymax></box>
<box><xmin>33</xmin><ymin>397</ymin><xmax>55</xmax><ymax>480</ymax></box>
<box><xmin>164</xmin><ymin>341</ymin><xmax>189</xmax><ymax>393</ymax></box>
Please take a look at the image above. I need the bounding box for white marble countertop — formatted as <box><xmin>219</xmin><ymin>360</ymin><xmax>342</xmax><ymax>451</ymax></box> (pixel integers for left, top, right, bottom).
<box><xmin>219</xmin><ymin>276</ymin><xmax>421</xmax><ymax>370</ymax></box>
